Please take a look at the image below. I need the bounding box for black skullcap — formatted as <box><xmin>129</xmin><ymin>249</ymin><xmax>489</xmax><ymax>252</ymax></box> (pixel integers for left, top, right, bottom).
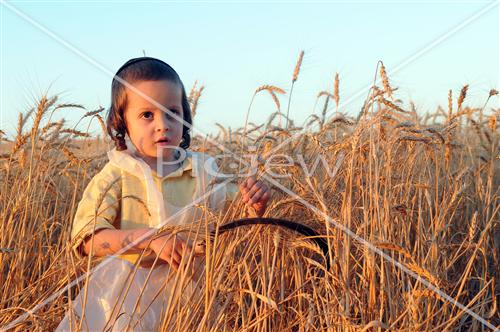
<box><xmin>114</xmin><ymin>57</ymin><xmax>178</xmax><ymax>77</ymax></box>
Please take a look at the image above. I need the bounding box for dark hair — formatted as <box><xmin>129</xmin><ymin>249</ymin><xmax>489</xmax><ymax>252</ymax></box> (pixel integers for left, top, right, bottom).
<box><xmin>106</xmin><ymin>57</ymin><xmax>192</xmax><ymax>151</ymax></box>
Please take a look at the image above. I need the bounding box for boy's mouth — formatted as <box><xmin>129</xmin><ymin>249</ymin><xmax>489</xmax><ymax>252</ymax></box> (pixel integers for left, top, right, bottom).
<box><xmin>155</xmin><ymin>137</ymin><xmax>170</xmax><ymax>145</ymax></box>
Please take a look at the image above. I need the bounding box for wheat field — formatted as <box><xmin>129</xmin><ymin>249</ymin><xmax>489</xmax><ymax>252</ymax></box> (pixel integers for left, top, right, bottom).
<box><xmin>0</xmin><ymin>59</ymin><xmax>498</xmax><ymax>331</ymax></box>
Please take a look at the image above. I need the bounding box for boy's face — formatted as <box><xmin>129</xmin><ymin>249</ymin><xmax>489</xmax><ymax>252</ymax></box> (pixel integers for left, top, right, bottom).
<box><xmin>124</xmin><ymin>80</ymin><xmax>184</xmax><ymax>165</ymax></box>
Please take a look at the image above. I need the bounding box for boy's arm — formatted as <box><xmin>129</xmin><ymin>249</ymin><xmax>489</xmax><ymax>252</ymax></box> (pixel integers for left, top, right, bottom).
<box><xmin>71</xmin><ymin>163</ymin><xmax>123</xmax><ymax>260</ymax></box>
<box><xmin>81</xmin><ymin>228</ymin><xmax>155</xmax><ymax>257</ymax></box>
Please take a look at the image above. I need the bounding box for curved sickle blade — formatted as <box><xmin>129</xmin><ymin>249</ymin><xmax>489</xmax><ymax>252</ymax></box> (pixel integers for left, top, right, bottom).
<box><xmin>196</xmin><ymin>217</ymin><xmax>331</xmax><ymax>270</ymax></box>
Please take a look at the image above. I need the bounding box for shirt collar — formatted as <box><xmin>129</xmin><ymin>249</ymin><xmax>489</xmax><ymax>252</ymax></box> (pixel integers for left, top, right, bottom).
<box><xmin>151</xmin><ymin>151</ymin><xmax>196</xmax><ymax>179</ymax></box>
<box><xmin>107</xmin><ymin>147</ymin><xmax>198</xmax><ymax>180</ymax></box>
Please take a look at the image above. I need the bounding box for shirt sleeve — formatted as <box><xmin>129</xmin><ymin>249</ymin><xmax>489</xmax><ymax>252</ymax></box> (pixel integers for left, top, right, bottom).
<box><xmin>70</xmin><ymin>163</ymin><xmax>121</xmax><ymax>260</ymax></box>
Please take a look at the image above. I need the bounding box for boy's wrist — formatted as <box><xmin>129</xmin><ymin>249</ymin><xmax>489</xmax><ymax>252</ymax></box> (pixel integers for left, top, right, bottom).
<box><xmin>133</xmin><ymin>228</ymin><xmax>156</xmax><ymax>251</ymax></box>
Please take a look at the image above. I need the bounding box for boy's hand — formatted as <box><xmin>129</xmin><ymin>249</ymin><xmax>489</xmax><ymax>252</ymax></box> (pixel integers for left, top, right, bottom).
<box><xmin>240</xmin><ymin>176</ymin><xmax>270</xmax><ymax>217</ymax></box>
<box><xmin>149</xmin><ymin>233</ymin><xmax>192</xmax><ymax>272</ymax></box>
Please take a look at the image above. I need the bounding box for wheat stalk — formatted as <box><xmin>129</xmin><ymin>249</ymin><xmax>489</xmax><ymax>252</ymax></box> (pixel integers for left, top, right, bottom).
<box><xmin>95</xmin><ymin>114</ymin><xmax>108</xmax><ymax>138</ymax></box>
<box><xmin>255</xmin><ymin>85</ymin><xmax>285</xmax><ymax>111</ymax></box>
<box><xmin>488</xmin><ymin>115</ymin><xmax>497</xmax><ymax>131</ymax></box>
<box><xmin>60</xmin><ymin>129</ymin><xmax>91</xmax><ymax>138</ymax></box>
<box><xmin>83</xmin><ymin>107</ymin><xmax>105</xmax><ymax>118</ymax></box>
<box><xmin>379</xmin><ymin>98</ymin><xmax>407</xmax><ymax>113</ymax></box>
<box><xmin>379</xmin><ymin>62</ymin><xmax>393</xmax><ymax>98</ymax></box>
<box><xmin>333</xmin><ymin>73</ymin><xmax>340</xmax><ymax>110</ymax></box>
<box><xmin>292</xmin><ymin>50</ymin><xmax>304</xmax><ymax>83</ymax></box>
<box><xmin>457</xmin><ymin>84</ymin><xmax>469</xmax><ymax>111</ymax></box>
<box><xmin>191</xmin><ymin>85</ymin><xmax>205</xmax><ymax>118</ymax></box>
<box><xmin>286</xmin><ymin>50</ymin><xmax>305</xmax><ymax>128</ymax></box>
<box><xmin>188</xmin><ymin>80</ymin><xmax>198</xmax><ymax>103</ymax></box>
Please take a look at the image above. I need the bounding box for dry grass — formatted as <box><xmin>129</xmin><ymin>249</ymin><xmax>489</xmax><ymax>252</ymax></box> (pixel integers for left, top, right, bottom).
<box><xmin>0</xmin><ymin>62</ymin><xmax>499</xmax><ymax>331</ymax></box>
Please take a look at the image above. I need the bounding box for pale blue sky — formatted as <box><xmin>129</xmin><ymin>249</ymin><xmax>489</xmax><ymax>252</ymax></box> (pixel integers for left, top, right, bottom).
<box><xmin>1</xmin><ymin>1</ymin><xmax>498</xmax><ymax>138</ymax></box>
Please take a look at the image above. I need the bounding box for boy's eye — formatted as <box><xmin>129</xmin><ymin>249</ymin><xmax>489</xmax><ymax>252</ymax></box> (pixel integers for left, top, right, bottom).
<box><xmin>139</xmin><ymin>109</ymin><xmax>181</xmax><ymax>121</ymax></box>
<box><xmin>166</xmin><ymin>109</ymin><xmax>180</xmax><ymax>119</ymax></box>
<box><xmin>141</xmin><ymin>111</ymin><xmax>153</xmax><ymax>119</ymax></box>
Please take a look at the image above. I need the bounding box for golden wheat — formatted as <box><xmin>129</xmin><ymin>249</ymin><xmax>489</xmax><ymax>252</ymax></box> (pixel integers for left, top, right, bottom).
<box><xmin>0</xmin><ymin>63</ymin><xmax>498</xmax><ymax>331</ymax></box>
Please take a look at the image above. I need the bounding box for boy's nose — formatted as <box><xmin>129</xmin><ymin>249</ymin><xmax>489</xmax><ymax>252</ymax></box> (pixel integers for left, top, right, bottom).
<box><xmin>155</xmin><ymin>112</ymin><xmax>170</xmax><ymax>131</ymax></box>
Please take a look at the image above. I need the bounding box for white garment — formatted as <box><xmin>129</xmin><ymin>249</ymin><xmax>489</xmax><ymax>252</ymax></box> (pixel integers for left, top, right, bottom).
<box><xmin>56</xmin><ymin>257</ymin><xmax>202</xmax><ymax>331</ymax></box>
<box><xmin>56</xmin><ymin>145</ymin><xmax>229</xmax><ymax>331</ymax></box>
